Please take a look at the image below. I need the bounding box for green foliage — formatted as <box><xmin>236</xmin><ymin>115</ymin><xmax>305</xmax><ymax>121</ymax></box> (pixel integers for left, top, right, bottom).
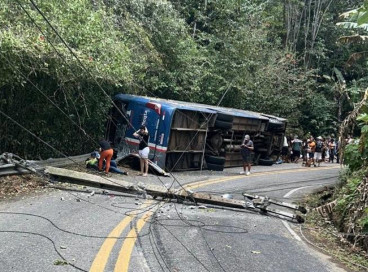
<box><xmin>344</xmin><ymin>143</ymin><xmax>363</xmax><ymax>171</ymax></box>
<box><xmin>0</xmin><ymin>0</ymin><xmax>366</xmax><ymax>158</ymax></box>
<box><xmin>334</xmin><ymin>170</ymin><xmax>365</xmax><ymax>214</ymax></box>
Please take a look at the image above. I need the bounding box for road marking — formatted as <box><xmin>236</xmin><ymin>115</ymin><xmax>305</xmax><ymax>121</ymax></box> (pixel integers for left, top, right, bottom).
<box><xmin>89</xmin><ymin>201</ymin><xmax>153</xmax><ymax>272</ymax></box>
<box><xmin>282</xmin><ymin>220</ymin><xmax>302</xmax><ymax>241</ymax></box>
<box><xmin>184</xmin><ymin>165</ymin><xmax>340</xmax><ymax>190</ymax></box>
<box><xmin>283</xmin><ymin>186</ymin><xmax>312</xmax><ymax>198</ymax></box>
<box><xmin>114</xmin><ymin>207</ymin><xmax>157</xmax><ymax>272</ymax></box>
<box><xmin>91</xmin><ymin>165</ymin><xmax>340</xmax><ymax>271</ymax></box>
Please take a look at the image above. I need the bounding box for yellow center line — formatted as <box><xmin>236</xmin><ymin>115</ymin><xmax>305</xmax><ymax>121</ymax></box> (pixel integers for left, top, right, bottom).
<box><xmin>91</xmin><ymin>165</ymin><xmax>341</xmax><ymax>271</ymax></box>
<box><xmin>114</xmin><ymin>208</ymin><xmax>157</xmax><ymax>272</ymax></box>
<box><xmin>184</xmin><ymin>165</ymin><xmax>341</xmax><ymax>190</ymax></box>
<box><xmin>89</xmin><ymin>201</ymin><xmax>154</xmax><ymax>272</ymax></box>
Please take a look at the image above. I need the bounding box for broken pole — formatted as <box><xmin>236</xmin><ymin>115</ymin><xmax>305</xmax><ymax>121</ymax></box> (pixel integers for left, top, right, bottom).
<box><xmin>45</xmin><ymin>166</ymin><xmax>304</xmax><ymax>222</ymax></box>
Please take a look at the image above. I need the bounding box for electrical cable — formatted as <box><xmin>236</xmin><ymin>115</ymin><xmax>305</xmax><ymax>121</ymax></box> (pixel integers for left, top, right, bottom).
<box><xmin>0</xmin><ymin>230</ymin><xmax>87</xmax><ymax>272</ymax></box>
<box><xmin>198</xmin><ymin>226</ymin><xmax>227</xmax><ymax>272</ymax></box>
<box><xmin>0</xmin><ymin>110</ymin><xmax>142</xmax><ymax>190</ymax></box>
<box><xmin>8</xmin><ymin>0</ymin><xmax>122</xmax><ymax>132</ymax></box>
<box><xmin>148</xmin><ymin>226</ymin><xmax>169</xmax><ymax>272</ymax></box>
<box><xmin>0</xmin><ymin>53</ymin><xmax>97</xmax><ymax>146</ymax></box>
<box><xmin>0</xmin><ymin>211</ymin><xmax>155</xmax><ymax>239</ymax></box>
<box><xmin>6</xmin><ymin>3</ymin><xmax>264</xmax><ymax>271</ymax></box>
<box><xmin>14</xmin><ymin>0</ymin><xmax>206</xmax><ymax>209</ymax></box>
<box><xmin>13</xmin><ymin>1</ymin><xmax>243</xmax><ymax>217</ymax></box>
<box><xmin>154</xmin><ymin>217</ymin><xmax>211</xmax><ymax>272</ymax></box>
<box><xmin>24</xmin><ymin>0</ymin><xmax>138</xmax><ymax>133</ymax></box>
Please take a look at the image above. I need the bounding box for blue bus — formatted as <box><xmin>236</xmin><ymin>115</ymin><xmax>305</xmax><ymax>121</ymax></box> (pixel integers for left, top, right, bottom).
<box><xmin>106</xmin><ymin>94</ymin><xmax>286</xmax><ymax>171</ymax></box>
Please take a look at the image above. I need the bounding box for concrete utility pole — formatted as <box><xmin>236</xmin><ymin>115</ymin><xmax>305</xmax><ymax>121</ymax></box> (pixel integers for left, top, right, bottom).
<box><xmin>45</xmin><ymin>166</ymin><xmax>306</xmax><ymax>223</ymax></box>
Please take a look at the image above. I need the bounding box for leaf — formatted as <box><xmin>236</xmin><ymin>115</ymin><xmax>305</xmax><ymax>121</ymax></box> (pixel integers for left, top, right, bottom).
<box><xmin>54</xmin><ymin>260</ymin><xmax>68</xmax><ymax>266</ymax></box>
<box><xmin>361</xmin><ymin>125</ymin><xmax>368</xmax><ymax>134</ymax></box>
<box><xmin>357</xmin><ymin>113</ymin><xmax>368</xmax><ymax>122</ymax></box>
<box><xmin>337</xmin><ymin>35</ymin><xmax>368</xmax><ymax>44</ymax></box>
<box><xmin>358</xmin><ymin>11</ymin><xmax>368</xmax><ymax>25</ymax></box>
<box><xmin>333</xmin><ymin>68</ymin><xmax>345</xmax><ymax>84</ymax></box>
<box><xmin>339</xmin><ymin>9</ymin><xmax>359</xmax><ymax>19</ymax></box>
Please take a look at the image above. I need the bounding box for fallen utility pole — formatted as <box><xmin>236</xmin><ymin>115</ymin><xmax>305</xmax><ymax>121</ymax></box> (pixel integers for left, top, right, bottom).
<box><xmin>45</xmin><ymin>166</ymin><xmax>305</xmax><ymax>223</ymax></box>
<box><xmin>0</xmin><ymin>153</ymin><xmax>37</xmax><ymax>176</ymax></box>
<box><xmin>0</xmin><ymin>152</ymin><xmax>90</xmax><ymax>176</ymax></box>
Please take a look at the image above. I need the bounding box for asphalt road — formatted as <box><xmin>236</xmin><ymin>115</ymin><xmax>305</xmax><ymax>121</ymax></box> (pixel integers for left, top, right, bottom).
<box><xmin>0</xmin><ymin>162</ymin><xmax>345</xmax><ymax>272</ymax></box>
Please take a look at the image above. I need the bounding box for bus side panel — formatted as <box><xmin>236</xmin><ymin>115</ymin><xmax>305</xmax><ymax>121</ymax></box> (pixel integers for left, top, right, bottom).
<box><xmin>152</xmin><ymin>107</ymin><xmax>174</xmax><ymax>168</ymax></box>
<box><xmin>124</xmin><ymin>102</ymin><xmax>174</xmax><ymax>169</ymax></box>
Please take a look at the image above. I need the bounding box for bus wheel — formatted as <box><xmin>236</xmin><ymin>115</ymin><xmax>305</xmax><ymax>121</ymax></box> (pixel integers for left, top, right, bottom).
<box><xmin>258</xmin><ymin>158</ymin><xmax>274</xmax><ymax>166</ymax></box>
<box><xmin>216</xmin><ymin>113</ymin><xmax>234</xmax><ymax>122</ymax></box>
<box><xmin>214</xmin><ymin>120</ymin><xmax>232</xmax><ymax>130</ymax></box>
<box><xmin>205</xmin><ymin>155</ymin><xmax>226</xmax><ymax>165</ymax></box>
<box><xmin>206</xmin><ymin>162</ymin><xmax>224</xmax><ymax>171</ymax></box>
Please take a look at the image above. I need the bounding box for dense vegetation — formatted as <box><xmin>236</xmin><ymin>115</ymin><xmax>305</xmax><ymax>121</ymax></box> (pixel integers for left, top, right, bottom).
<box><xmin>1</xmin><ymin>0</ymin><xmax>368</xmax><ymax>256</ymax></box>
<box><xmin>319</xmin><ymin>2</ymin><xmax>368</xmax><ymax>252</ymax></box>
<box><xmin>0</xmin><ymin>0</ymin><xmax>367</xmax><ymax>158</ymax></box>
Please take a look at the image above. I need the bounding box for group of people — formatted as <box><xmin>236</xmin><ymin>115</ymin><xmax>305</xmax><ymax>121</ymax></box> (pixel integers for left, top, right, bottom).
<box><xmin>282</xmin><ymin>135</ymin><xmax>341</xmax><ymax>167</ymax></box>
<box><xmin>91</xmin><ymin>125</ymin><xmax>353</xmax><ymax>176</ymax></box>
<box><xmin>86</xmin><ymin>125</ymin><xmax>150</xmax><ymax>177</ymax></box>
<box><xmin>85</xmin><ymin>139</ymin><xmax>128</xmax><ymax>175</ymax></box>
<box><xmin>240</xmin><ymin>133</ymin><xmax>349</xmax><ymax>174</ymax></box>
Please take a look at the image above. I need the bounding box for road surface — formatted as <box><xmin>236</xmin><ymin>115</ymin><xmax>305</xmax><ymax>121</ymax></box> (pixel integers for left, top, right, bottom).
<box><xmin>0</xmin><ymin>162</ymin><xmax>345</xmax><ymax>272</ymax></box>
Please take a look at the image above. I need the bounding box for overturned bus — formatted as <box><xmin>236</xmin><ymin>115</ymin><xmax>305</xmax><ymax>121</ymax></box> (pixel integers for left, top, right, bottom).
<box><xmin>105</xmin><ymin>94</ymin><xmax>286</xmax><ymax>171</ymax></box>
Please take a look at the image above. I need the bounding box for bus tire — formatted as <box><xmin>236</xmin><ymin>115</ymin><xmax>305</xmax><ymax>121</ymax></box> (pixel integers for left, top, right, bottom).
<box><xmin>205</xmin><ymin>155</ymin><xmax>226</xmax><ymax>165</ymax></box>
<box><xmin>214</xmin><ymin>120</ymin><xmax>232</xmax><ymax>130</ymax></box>
<box><xmin>206</xmin><ymin>162</ymin><xmax>224</xmax><ymax>171</ymax></box>
<box><xmin>258</xmin><ymin>158</ymin><xmax>274</xmax><ymax>166</ymax></box>
<box><xmin>216</xmin><ymin>113</ymin><xmax>233</xmax><ymax>122</ymax></box>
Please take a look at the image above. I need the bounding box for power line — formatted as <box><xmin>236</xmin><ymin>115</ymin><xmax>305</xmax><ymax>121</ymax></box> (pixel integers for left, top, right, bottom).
<box><xmin>10</xmin><ymin>1</ymin><xmax>235</xmax><ymax>211</ymax></box>
<box><xmin>25</xmin><ymin>0</ymin><xmax>134</xmax><ymax>132</ymax></box>
<box><xmin>5</xmin><ymin>3</ymin><xmax>247</xmax><ymax>269</ymax></box>
<box><xmin>0</xmin><ymin>53</ymin><xmax>97</xmax><ymax>145</ymax></box>
<box><xmin>0</xmin><ymin>230</ymin><xmax>88</xmax><ymax>271</ymax></box>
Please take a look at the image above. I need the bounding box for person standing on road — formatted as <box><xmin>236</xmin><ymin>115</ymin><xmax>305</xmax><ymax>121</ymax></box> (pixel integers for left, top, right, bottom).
<box><xmin>307</xmin><ymin>136</ymin><xmax>316</xmax><ymax>166</ymax></box>
<box><xmin>133</xmin><ymin>125</ymin><xmax>150</xmax><ymax>176</ymax></box>
<box><xmin>98</xmin><ymin>139</ymin><xmax>114</xmax><ymax>174</ymax></box>
<box><xmin>291</xmin><ymin>135</ymin><xmax>302</xmax><ymax>163</ymax></box>
<box><xmin>314</xmin><ymin>136</ymin><xmax>324</xmax><ymax>167</ymax></box>
<box><xmin>281</xmin><ymin>136</ymin><xmax>289</xmax><ymax>163</ymax></box>
<box><xmin>328</xmin><ymin>138</ymin><xmax>336</xmax><ymax>163</ymax></box>
<box><xmin>240</xmin><ymin>134</ymin><xmax>254</xmax><ymax>175</ymax></box>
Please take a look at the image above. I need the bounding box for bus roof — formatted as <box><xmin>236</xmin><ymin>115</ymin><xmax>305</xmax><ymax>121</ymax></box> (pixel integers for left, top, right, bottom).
<box><xmin>114</xmin><ymin>94</ymin><xmax>273</xmax><ymax>121</ymax></box>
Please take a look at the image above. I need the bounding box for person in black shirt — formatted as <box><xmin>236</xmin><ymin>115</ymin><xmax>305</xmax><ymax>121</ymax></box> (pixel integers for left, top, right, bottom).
<box><xmin>98</xmin><ymin>139</ymin><xmax>114</xmax><ymax>174</ymax></box>
<box><xmin>133</xmin><ymin>125</ymin><xmax>150</xmax><ymax>176</ymax></box>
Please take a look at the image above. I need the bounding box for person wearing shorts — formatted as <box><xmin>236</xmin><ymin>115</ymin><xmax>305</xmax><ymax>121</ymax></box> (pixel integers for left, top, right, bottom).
<box><xmin>240</xmin><ymin>134</ymin><xmax>254</xmax><ymax>175</ymax></box>
<box><xmin>291</xmin><ymin>135</ymin><xmax>302</xmax><ymax>163</ymax></box>
<box><xmin>314</xmin><ymin>136</ymin><xmax>324</xmax><ymax>167</ymax></box>
<box><xmin>308</xmin><ymin>137</ymin><xmax>316</xmax><ymax>166</ymax></box>
<box><xmin>134</xmin><ymin>125</ymin><xmax>150</xmax><ymax>176</ymax></box>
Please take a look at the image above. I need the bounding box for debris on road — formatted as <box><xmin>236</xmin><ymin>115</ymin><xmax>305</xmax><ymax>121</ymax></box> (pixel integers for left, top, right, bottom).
<box><xmin>0</xmin><ymin>153</ymin><xmax>36</xmax><ymax>176</ymax></box>
<box><xmin>243</xmin><ymin>192</ymin><xmax>306</xmax><ymax>222</ymax></box>
<box><xmin>45</xmin><ymin>166</ymin><xmax>307</xmax><ymax>223</ymax></box>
